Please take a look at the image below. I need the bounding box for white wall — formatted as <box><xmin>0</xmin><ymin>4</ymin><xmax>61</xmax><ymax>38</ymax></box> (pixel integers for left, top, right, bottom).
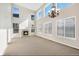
<box><xmin>0</xmin><ymin>3</ymin><xmax>12</xmax><ymax>55</ymax></box>
<box><xmin>19</xmin><ymin>13</ymin><xmax>35</xmax><ymax>36</ymax></box>
<box><xmin>35</xmin><ymin>4</ymin><xmax>79</xmax><ymax>49</ymax></box>
<box><xmin>19</xmin><ymin>19</ymin><xmax>29</xmax><ymax>37</ymax></box>
<box><xmin>0</xmin><ymin>29</ymin><xmax>8</xmax><ymax>55</ymax></box>
<box><xmin>19</xmin><ymin>19</ymin><xmax>28</xmax><ymax>29</ymax></box>
<box><xmin>0</xmin><ymin>3</ymin><xmax>34</xmax><ymax>55</ymax></box>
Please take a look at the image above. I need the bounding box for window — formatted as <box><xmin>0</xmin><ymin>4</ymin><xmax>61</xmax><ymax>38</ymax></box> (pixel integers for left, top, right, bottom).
<box><xmin>48</xmin><ymin>22</ymin><xmax>52</xmax><ymax>34</ymax></box>
<box><xmin>31</xmin><ymin>29</ymin><xmax>35</xmax><ymax>32</ymax></box>
<box><xmin>44</xmin><ymin>24</ymin><xmax>48</xmax><ymax>33</ymax></box>
<box><xmin>31</xmin><ymin>25</ymin><xmax>35</xmax><ymax>32</ymax></box>
<box><xmin>45</xmin><ymin>3</ymin><xmax>52</xmax><ymax>16</ymax></box>
<box><xmin>38</xmin><ymin>10</ymin><xmax>43</xmax><ymax>18</ymax></box>
<box><xmin>57</xmin><ymin>16</ymin><xmax>75</xmax><ymax>39</ymax></box>
<box><xmin>36</xmin><ymin>9</ymin><xmax>43</xmax><ymax>20</ymax></box>
<box><xmin>44</xmin><ymin>22</ymin><xmax>52</xmax><ymax>34</ymax></box>
<box><xmin>37</xmin><ymin>25</ymin><xmax>43</xmax><ymax>34</ymax></box>
<box><xmin>40</xmin><ymin>25</ymin><xmax>43</xmax><ymax>33</ymax></box>
<box><xmin>31</xmin><ymin>15</ymin><xmax>35</xmax><ymax>20</ymax></box>
<box><xmin>57</xmin><ymin>3</ymin><xmax>72</xmax><ymax>10</ymax></box>
<box><xmin>57</xmin><ymin>20</ymin><xmax>64</xmax><ymax>36</ymax></box>
<box><xmin>13</xmin><ymin>23</ymin><xmax>19</xmax><ymax>33</ymax></box>
<box><xmin>12</xmin><ymin>5</ymin><xmax>19</xmax><ymax>18</ymax></box>
<box><xmin>65</xmin><ymin>17</ymin><xmax>75</xmax><ymax>38</ymax></box>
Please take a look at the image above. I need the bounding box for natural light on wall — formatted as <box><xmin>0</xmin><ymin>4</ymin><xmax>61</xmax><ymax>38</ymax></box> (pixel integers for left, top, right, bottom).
<box><xmin>19</xmin><ymin>19</ymin><xmax>28</xmax><ymax>29</ymax></box>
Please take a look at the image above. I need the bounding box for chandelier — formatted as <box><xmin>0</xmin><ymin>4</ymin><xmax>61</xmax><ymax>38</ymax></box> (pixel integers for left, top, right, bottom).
<box><xmin>48</xmin><ymin>4</ymin><xmax>60</xmax><ymax>18</ymax></box>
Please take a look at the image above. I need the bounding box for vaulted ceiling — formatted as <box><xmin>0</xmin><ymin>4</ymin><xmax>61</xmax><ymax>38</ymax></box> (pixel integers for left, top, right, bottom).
<box><xmin>15</xmin><ymin>3</ymin><xmax>44</xmax><ymax>11</ymax></box>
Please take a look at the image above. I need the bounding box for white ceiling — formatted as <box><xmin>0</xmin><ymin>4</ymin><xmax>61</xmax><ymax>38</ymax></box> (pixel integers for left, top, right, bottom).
<box><xmin>15</xmin><ymin>3</ymin><xmax>43</xmax><ymax>11</ymax></box>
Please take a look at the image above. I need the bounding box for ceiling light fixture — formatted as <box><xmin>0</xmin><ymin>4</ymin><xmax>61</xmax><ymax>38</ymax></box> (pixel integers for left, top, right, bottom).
<box><xmin>48</xmin><ymin>3</ymin><xmax>60</xmax><ymax>18</ymax></box>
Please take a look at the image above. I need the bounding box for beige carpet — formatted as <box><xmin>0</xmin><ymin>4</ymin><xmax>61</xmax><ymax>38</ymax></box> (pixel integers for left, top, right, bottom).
<box><xmin>4</xmin><ymin>35</ymin><xmax>79</xmax><ymax>56</ymax></box>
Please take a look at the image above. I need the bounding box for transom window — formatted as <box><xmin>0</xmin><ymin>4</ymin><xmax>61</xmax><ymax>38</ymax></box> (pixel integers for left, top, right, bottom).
<box><xmin>57</xmin><ymin>3</ymin><xmax>72</xmax><ymax>10</ymax></box>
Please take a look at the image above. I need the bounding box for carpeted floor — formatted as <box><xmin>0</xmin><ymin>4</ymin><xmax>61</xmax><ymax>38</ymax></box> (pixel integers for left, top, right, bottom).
<box><xmin>4</xmin><ymin>35</ymin><xmax>79</xmax><ymax>56</ymax></box>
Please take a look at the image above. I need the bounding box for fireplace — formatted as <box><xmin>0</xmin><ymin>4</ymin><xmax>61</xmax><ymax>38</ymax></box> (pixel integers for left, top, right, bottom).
<box><xmin>23</xmin><ymin>31</ymin><xmax>28</xmax><ymax>35</ymax></box>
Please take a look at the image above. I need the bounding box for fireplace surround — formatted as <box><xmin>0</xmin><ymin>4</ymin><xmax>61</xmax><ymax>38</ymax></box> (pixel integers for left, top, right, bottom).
<box><xmin>23</xmin><ymin>31</ymin><xmax>28</xmax><ymax>35</ymax></box>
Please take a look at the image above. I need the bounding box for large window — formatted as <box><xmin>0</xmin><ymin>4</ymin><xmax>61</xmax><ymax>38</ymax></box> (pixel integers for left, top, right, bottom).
<box><xmin>57</xmin><ymin>16</ymin><xmax>75</xmax><ymax>39</ymax></box>
<box><xmin>65</xmin><ymin>17</ymin><xmax>75</xmax><ymax>38</ymax></box>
